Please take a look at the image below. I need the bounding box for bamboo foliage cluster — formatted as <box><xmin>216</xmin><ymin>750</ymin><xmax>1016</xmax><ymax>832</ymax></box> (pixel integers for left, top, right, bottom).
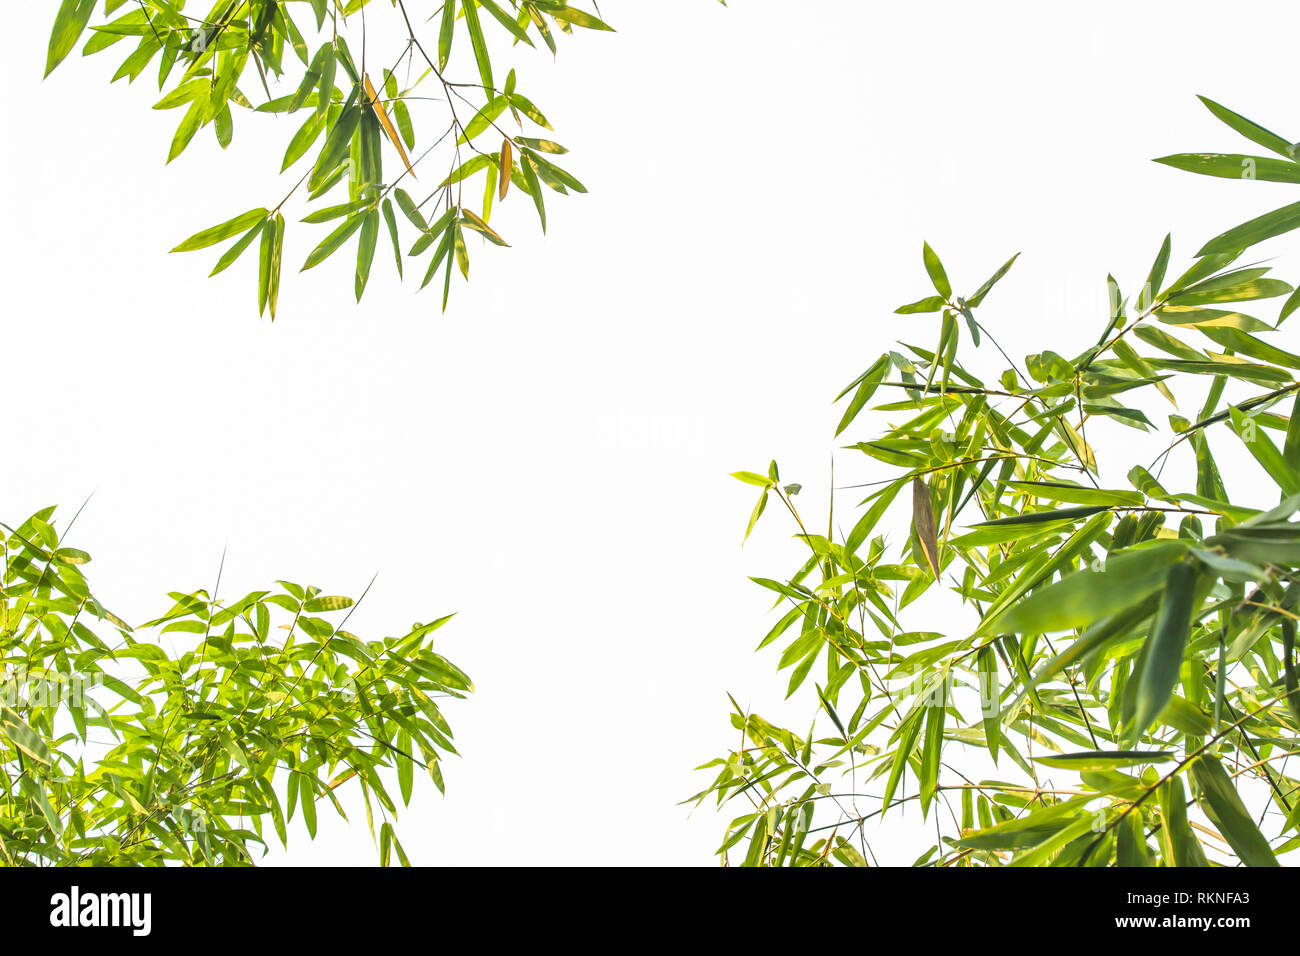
<box><xmin>46</xmin><ymin>0</ymin><xmax>623</xmax><ymax>316</ymax></box>
<box><xmin>694</xmin><ymin>96</ymin><xmax>1300</xmax><ymax>867</ymax></box>
<box><xmin>0</xmin><ymin>507</ymin><xmax>470</xmax><ymax>865</ymax></box>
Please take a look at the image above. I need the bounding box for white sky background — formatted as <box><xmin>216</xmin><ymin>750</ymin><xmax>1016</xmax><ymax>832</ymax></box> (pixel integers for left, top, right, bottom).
<box><xmin>4</xmin><ymin>0</ymin><xmax>1300</xmax><ymax>864</ymax></box>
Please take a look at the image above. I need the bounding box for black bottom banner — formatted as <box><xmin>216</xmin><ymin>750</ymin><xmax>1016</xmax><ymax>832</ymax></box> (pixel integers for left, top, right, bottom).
<box><xmin>0</xmin><ymin>865</ymin><xmax>1280</xmax><ymax>943</ymax></box>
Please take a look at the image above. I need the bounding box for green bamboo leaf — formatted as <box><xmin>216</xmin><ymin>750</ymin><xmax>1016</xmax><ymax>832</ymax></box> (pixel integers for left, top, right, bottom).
<box><xmin>966</xmin><ymin>253</ymin><xmax>1019</xmax><ymax>308</ymax></box>
<box><xmin>846</xmin><ymin>479</ymin><xmax>905</xmax><ymax>554</ymax></box>
<box><xmin>282</xmin><ymin>111</ymin><xmax>327</xmax><ymax>170</ymax></box>
<box><xmin>921</xmin><ymin>242</ymin><xmax>951</xmax><ymax>299</ymax></box>
<box><xmin>1154</xmin><ymin>153</ymin><xmax>1300</xmax><ymax>184</ymax></box>
<box><xmin>834</xmin><ymin>355</ymin><xmax>890</xmax><ymax>436</ymax></box>
<box><xmin>1278</xmin><ymin>284</ymin><xmax>1300</xmax><ymax>327</ymax></box>
<box><xmin>98</xmin><ymin>673</ymin><xmax>142</xmax><ymax>705</ymax></box>
<box><xmin>972</xmin><ymin>505</ymin><xmax>1109</xmax><ymax>528</ymax></box>
<box><xmin>1117</xmin><ymin>812</ymin><xmax>1152</xmax><ymax>867</ymax></box>
<box><xmin>1156</xmin><ymin>306</ymin><xmax>1270</xmax><ymax>332</ymax></box>
<box><xmin>214</xmin><ymin>104</ymin><xmax>233</xmax><ymax>149</ymax></box>
<box><xmin>535</xmin><ymin>2</ymin><xmax>616</xmax><ymax>30</ymax></box>
<box><xmin>1165</xmin><ymin>251</ymin><xmax>1245</xmax><ymax>296</ymax></box>
<box><xmin>302</xmin><ymin>213</ymin><xmax>366</xmax><ymax>271</ymax></box>
<box><xmin>515</xmin><ymin>136</ymin><xmax>567</xmax><ymax>154</ymax></box>
<box><xmin>396</xmin><ymin>730</ymin><xmax>414</xmax><ymax>807</ymax></box>
<box><xmin>1198</xmin><ymin>199</ymin><xmax>1300</xmax><ymax>257</ymax></box>
<box><xmin>1138</xmin><ymin>233</ymin><xmax>1172</xmax><ymax>310</ymax></box>
<box><xmin>19</xmin><ymin>776</ymin><xmax>62</xmax><ymax>837</ymax></box>
<box><xmin>1282</xmin><ymin>618</ymin><xmax>1300</xmax><ymax>728</ymax></box>
<box><xmin>154</xmin><ymin>78</ymin><xmax>208</xmax><ymax>112</ymax></box>
<box><xmin>440</xmin><ymin>154</ymin><xmax>494</xmax><ymax>187</ymax></box>
<box><xmin>1288</xmin><ymin>395</ymin><xmax>1300</xmax><ymax>486</ymax></box>
<box><xmin>267</xmin><ymin>213</ymin><xmax>285</xmax><ymax>318</ymax></box>
<box><xmin>1134</xmin><ymin>325</ymin><xmax>1205</xmax><ymax>360</ymax></box>
<box><xmin>355</xmin><ymin>209</ymin><xmax>379</xmax><ymax>301</ymax></box>
<box><xmin>301</xmin><ymin>776</ymin><xmax>318</xmax><ymax>837</ymax></box>
<box><xmin>392</xmin><ymin>98</ymin><xmax>415</xmax><ymax>151</ymax></box>
<box><xmin>524</xmin><ymin>150</ymin><xmax>587</xmax><ymax>194</ymax></box>
<box><xmin>988</xmin><ymin>541</ymin><xmax>1186</xmax><ymax>636</ymax></box>
<box><xmin>918</xmin><ymin>692</ymin><xmax>945</xmax><ymax>817</ymax></box>
<box><xmin>895</xmin><ymin>296</ymin><xmax>946</xmax><ymax>315</ymax></box>
<box><xmin>381</xmin><ymin>199</ymin><xmax>403</xmax><ymax>277</ymax></box>
<box><xmin>1159</xmin><ymin>776</ymin><xmax>1208</xmax><ymax>866</ymax></box>
<box><xmin>453</xmin><ymin>221</ymin><xmax>469</xmax><ymax>278</ymax></box>
<box><xmin>301</xmin><ymin>199</ymin><xmax>372</xmax><ymax>224</ymax></box>
<box><xmin>1033</xmin><ymin>750</ymin><xmax>1173</xmax><ymax>771</ymax></box>
<box><xmin>462</xmin><ymin>0</ymin><xmax>494</xmax><ymax>92</ymax></box>
<box><xmin>1168</xmin><ymin>275</ymin><xmax>1291</xmax><ymax>307</ymax></box>
<box><xmin>309</xmin><ymin>94</ymin><xmax>361</xmax><ymax>192</ymax></box>
<box><xmin>1</xmin><ymin>708</ymin><xmax>51</xmax><ymax>766</ymax></box>
<box><xmin>419</xmin><ymin>224</ymin><xmax>456</xmax><ymax>290</ymax></box>
<box><xmin>1005</xmin><ymin>481</ymin><xmax>1144</xmax><ymax>508</ymax></box>
<box><xmin>303</xmin><ymin>595</ymin><xmax>354</xmax><ymax>613</ymax></box>
<box><xmin>1009</xmin><ymin>813</ymin><xmax>1096</xmax><ymax>867</ymax></box>
<box><xmin>743</xmin><ymin>488</ymin><xmax>768</xmax><ymax>542</ymax></box>
<box><xmin>831</xmin><ymin>836</ymin><xmax>868</xmax><ymax>867</ymax></box>
<box><xmin>507</xmin><ymin>93</ymin><xmax>552</xmax><ymax>130</ymax></box>
<box><xmin>956</xmin><ymin>800</ymin><xmax>1084</xmax><ymax>850</ymax></box>
<box><xmin>316</xmin><ymin>44</ymin><xmax>337</xmax><ymax>117</ymax></box>
<box><xmin>881</xmin><ymin>709</ymin><xmax>923</xmax><ymax>811</ymax></box>
<box><xmin>45</xmin><ymin>0</ymin><xmax>97</xmax><ymax>76</ymax></box>
<box><xmin>1190</xmin><ymin>755</ymin><xmax>1278</xmax><ymax>866</ymax></box>
<box><xmin>167</xmin><ymin>100</ymin><xmax>205</xmax><ymax>164</ymax></box>
<box><xmin>438</xmin><ymin>0</ymin><xmax>457</xmax><ymax>70</ymax></box>
<box><xmin>461</xmin><ymin>95</ymin><xmax>509</xmax><ymax>143</ymax></box>
<box><xmin>1133</xmin><ymin>561</ymin><xmax>1198</xmax><ymax>736</ymax></box>
<box><xmin>1199</xmin><ymin>326</ymin><xmax>1300</xmax><ymax>369</ymax></box>
<box><xmin>976</xmin><ymin>647</ymin><xmax>1001</xmax><ymax>764</ymax></box>
<box><xmin>521</xmin><ymin>155</ymin><xmax>547</xmax><ymax>232</ymax></box>
<box><xmin>256</xmin><ymin>217</ymin><xmax>278</xmax><ymax>317</ymax></box>
<box><xmin>172</xmin><ymin>208</ymin><xmax>270</xmax><ymax>253</ymax></box>
<box><xmin>478</xmin><ymin>0</ymin><xmax>535</xmax><ymax>44</ymax></box>
<box><xmin>1228</xmin><ymin>404</ymin><xmax>1300</xmax><ymax>497</ymax></box>
<box><xmin>1196</xmin><ymin>95</ymin><xmax>1296</xmax><ymax>160</ymax></box>
<box><xmin>395</xmin><ymin>189</ymin><xmax>429</xmax><ymax>232</ymax></box>
<box><xmin>1146</xmin><ymin>356</ymin><xmax>1290</xmax><ymax>385</ymax></box>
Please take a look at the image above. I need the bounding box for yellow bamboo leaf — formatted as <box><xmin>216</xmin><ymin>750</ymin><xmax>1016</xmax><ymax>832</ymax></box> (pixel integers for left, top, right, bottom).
<box><xmin>499</xmin><ymin>138</ymin><xmax>513</xmax><ymax>200</ymax></box>
<box><xmin>364</xmin><ymin>73</ymin><xmax>416</xmax><ymax>180</ymax></box>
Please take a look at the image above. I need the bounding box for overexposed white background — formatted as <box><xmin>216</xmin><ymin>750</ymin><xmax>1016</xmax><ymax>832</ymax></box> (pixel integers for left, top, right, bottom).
<box><xmin>5</xmin><ymin>0</ymin><xmax>1300</xmax><ymax>864</ymax></box>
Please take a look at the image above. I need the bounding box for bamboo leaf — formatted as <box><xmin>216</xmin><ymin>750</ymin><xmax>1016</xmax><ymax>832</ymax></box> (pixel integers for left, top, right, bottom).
<box><xmin>462</xmin><ymin>0</ymin><xmax>494</xmax><ymax>93</ymax></box>
<box><xmin>921</xmin><ymin>242</ymin><xmax>951</xmax><ymax>299</ymax></box>
<box><xmin>1033</xmin><ymin>750</ymin><xmax>1173</xmax><ymax>771</ymax></box>
<box><xmin>439</xmin><ymin>1</ymin><xmax>457</xmax><ymax>69</ymax></box>
<box><xmin>1190</xmin><ymin>755</ymin><xmax>1278</xmax><ymax>866</ymax></box>
<box><xmin>912</xmin><ymin>478</ymin><xmax>941</xmax><ymax>579</ymax></box>
<box><xmin>1196</xmin><ymin>95</ymin><xmax>1296</xmax><ymax>160</ymax></box>
<box><xmin>499</xmin><ymin>139</ymin><xmax>513</xmax><ymax>200</ymax></box>
<box><xmin>172</xmin><ymin>209</ymin><xmax>270</xmax><ymax>253</ymax></box>
<box><xmin>1133</xmin><ymin>561</ymin><xmax>1198</xmax><ymax>737</ymax></box>
<box><xmin>1198</xmin><ymin>199</ymin><xmax>1300</xmax><ymax>256</ymax></box>
<box><xmin>989</xmin><ymin>541</ymin><xmax>1186</xmax><ymax>636</ymax></box>
<box><xmin>46</xmin><ymin>0</ymin><xmax>97</xmax><ymax>77</ymax></box>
